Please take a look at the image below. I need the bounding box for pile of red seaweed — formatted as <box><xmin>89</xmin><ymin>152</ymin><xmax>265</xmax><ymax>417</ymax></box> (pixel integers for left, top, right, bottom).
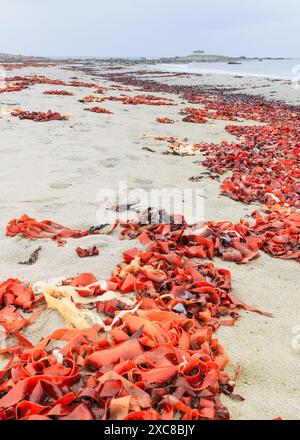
<box><xmin>194</xmin><ymin>119</ymin><xmax>300</xmax><ymax>209</ymax></box>
<box><xmin>120</xmin><ymin>73</ymin><xmax>299</xmax><ymax>264</ymax></box>
<box><xmin>11</xmin><ymin>109</ymin><xmax>69</xmax><ymax>122</ymax></box>
<box><xmin>2</xmin><ymin>75</ymin><xmax>106</xmax><ymax>95</ymax></box>
<box><xmin>0</xmin><ymin>86</ymin><xmax>27</xmax><ymax>94</ymax></box>
<box><xmin>76</xmin><ymin>246</ymin><xmax>100</xmax><ymax>258</ymax></box>
<box><xmin>1</xmin><ymin>208</ymin><xmax>276</xmax><ymax>419</ymax></box>
<box><xmin>156</xmin><ymin>117</ymin><xmax>174</xmax><ymax>124</ymax></box>
<box><xmin>0</xmin><ymin>279</ymin><xmax>44</xmax><ymax>335</ymax></box>
<box><xmin>1</xmin><ymin>63</ymin><xmax>54</xmax><ymax>72</ymax></box>
<box><xmin>6</xmin><ymin>215</ymin><xmax>102</xmax><ymax>245</ymax></box>
<box><xmin>79</xmin><ymin>95</ymin><xmax>106</xmax><ymax>103</ymax></box>
<box><xmin>43</xmin><ymin>90</ymin><xmax>74</xmax><ymax>96</ymax></box>
<box><xmin>181</xmin><ymin>107</ymin><xmax>208</xmax><ymax>124</ymax></box>
<box><xmin>121</xmin><ymin>94</ymin><xmax>175</xmax><ymax>106</ymax></box>
<box><xmin>1</xmin><ymin>65</ymin><xmax>299</xmax><ymax>421</ymax></box>
<box><xmin>1</xmin><ymin>214</ymin><xmax>271</xmax><ymax>420</ymax></box>
<box><xmin>84</xmin><ymin>107</ymin><xmax>113</xmax><ymax>114</ymax></box>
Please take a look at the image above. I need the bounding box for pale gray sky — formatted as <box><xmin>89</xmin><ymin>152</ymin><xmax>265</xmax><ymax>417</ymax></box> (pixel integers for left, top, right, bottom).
<box><xmin>0</xmin><ymin>0</ymin><xmax>299</xmax><ymax>58</ymax></box>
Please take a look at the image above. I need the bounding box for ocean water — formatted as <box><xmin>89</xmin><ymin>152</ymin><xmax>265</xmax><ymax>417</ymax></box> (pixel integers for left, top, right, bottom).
<box><xmin>153</xmin><ymin>59</ymin><xmax>300</xmax><ymax>80</ymax></box>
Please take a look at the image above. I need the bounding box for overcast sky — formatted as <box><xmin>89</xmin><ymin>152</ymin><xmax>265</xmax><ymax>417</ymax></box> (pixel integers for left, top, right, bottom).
<box><xmin>0</xmin><ymin>0</ymin><xmax>299</xmax><ymax>58</ymax></box>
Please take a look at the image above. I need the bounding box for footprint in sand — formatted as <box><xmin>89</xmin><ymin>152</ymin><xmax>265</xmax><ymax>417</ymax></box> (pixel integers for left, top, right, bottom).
<box><xmin>23</xmin><ymin>196</ymin><xmax>61</xmax><ymax>203</ymax></box>
<box><xmin>65</xmin><ymin>155</ymin><xmax>87</xmax><ymax>162</ymax></box>
<box><xmin>49</xmin><ymin>182</ymin><xmax>72</xmax><ymax>189</ymax></box>
<box><xmin>126</xmin><ymin>154</ymin><xmax>139</xmax><ymax>161</ymax></box>
<box><xmin>99</xmin><ymin>157</ymin><xmax>119</xmax><ymax>168</ymax></box>
<box><xmin>134</xmin><ymin>178</ymin><xmax>154</xmax><ymax>188</ymax></box>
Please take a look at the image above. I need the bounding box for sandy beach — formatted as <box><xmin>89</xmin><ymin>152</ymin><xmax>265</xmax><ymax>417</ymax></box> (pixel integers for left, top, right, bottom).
<box><xmin>0</xmin><ymin>61</ymin><xmax>299</xmax><ymax>420</ymax></box>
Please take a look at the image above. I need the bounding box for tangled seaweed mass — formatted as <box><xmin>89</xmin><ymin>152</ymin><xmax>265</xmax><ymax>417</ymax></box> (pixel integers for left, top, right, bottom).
<box><xmin>156</xmin><ymin>117</ymin><xmax>174</xmax><ymax>124</ymax></box>
<box><xmin>11</xmin><ymin>109</ymin><xmax>69</xmax><ymax>122</ymax></box>
<box><xmin>85</xmin><ymin>106</ymin><xmax>113</xmax><ymax>114</ymax></box>
<box><xmin>0</xmin><ymin>64</ymin><xmax>299</xmax><ymax>420</ymax></box>
<box><xmin>43</xmin><ymin>90</ymin><xmax>74</xmax><ymax>96</ymax></box>
<box><xmin>1</xmin><ymin>213</ymin><xmax>272</xmax><ymax>420</ymax></box>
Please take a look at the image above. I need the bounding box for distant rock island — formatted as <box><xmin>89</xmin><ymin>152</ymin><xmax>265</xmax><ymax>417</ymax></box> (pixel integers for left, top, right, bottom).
<box><xmin>142</xmin><ymin>50</ymin><xmax>288</xmax><ymax>65</ymax></box>
<box><xmin>0</xmin><ymin>50</ymin><xmax>290</xmax><ymax>65</ymax></box>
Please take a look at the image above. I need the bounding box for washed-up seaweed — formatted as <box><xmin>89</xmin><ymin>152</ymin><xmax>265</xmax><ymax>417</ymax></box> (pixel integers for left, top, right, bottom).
<box><xmin>79</xmin><ymin>95</ymin><xmax>106</xmax><ymax>103</ymax></box>
<box><xmin>0</xmin><ymin>279</ymin><xmax>44</xmax><ymax>335</ymax></box>
<box><xmin>19</xmin><ymin>246</ymin><xmax>42</xmax><ymax>265</ymax></box>
<box><xmin>120</xmin><ymin>207</ymin><xmax>299</xmax><ymax>263</ymax></box>
<box><xmin>0</xmin><ymin>86</ymin><xmax>27</xmax><ymax>94</ymax></box>
<box><xmin>181</xmin><ymin>107</ymin><xmax>208</xmax><ymax>123</ymax></box>
<box><xmin>3</xmin><ymin>74</ymin><xmax>107</xmax><ymax>96</ymax></box>
<box><xmin>76</xmin><ymin>246</ymin><xmax>99</xmax><ymax>258</ymax></box>
<box><xmin>121</xmin><ymin>94</ymin><xmax>175</xmax><ymax>106</ymax></box>
<box><xmin>84</xmin><ymin>106</ymin><xmax>113</xmax><ymax>114</ymax></box>
<box><xmin>1</xmin><ymin>63</ymin><xmax>298</xmax><ymax>421</ymax></box>
<box><xmin>11</xmin><ymin>109</ymin><xmax>69</xmax><ymax>122</ymax></box>
<box><xmin>6</xmin><ymin>208</ymin><xmax>299</xmax><ymax>263</ymax></box>
<box><xmin>1</xmin><ymin>201</ymin><xmax>276</xmax><ymax>420</ymax></box>
<box><xmin>156</xmin><ymin>117</ymin><xmax>174</xmax><ymax>124</ymax></box>
<box><xmin>0</xmin><ymin>228</ymin><xmax>269</xmax><ymax>419</ymax></box>
<box><xmin>6</xmin><ymin>215</ymin><xmax>111</xmax><ymax>246</ymax></box>
<box><xmin>43</xmin><ymin>90</ymin><xmax>74</xmax><ymax>96</ymax></box>
<box><xmin>79</xmin><ymin>94</ymin><xmax>176</xmax><ymax>107</ymax></box>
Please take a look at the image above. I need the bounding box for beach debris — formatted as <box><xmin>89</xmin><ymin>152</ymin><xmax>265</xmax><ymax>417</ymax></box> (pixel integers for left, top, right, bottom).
<box><xmin>79</xmin><ymin>94</ymin><xmax>175</xmax><ymax>107</ymax></box>
<box><xmin>121</xmin><ymin>94</ymin><xmax>175</xmax><ymax>106</ymax></box>
<box><xmin>0</xmin><ymin>279</ymin><xmax>43</xmax><ymax>312</ymax></box>
<box><xmin>189</xmin><ymin>176</ymin><xmax>204</xmax><ymax>182</ymax></box>
<box><xmin>142</xmin><ymin>147</ymin><xmax>155</xmax><ymax>153</ymax></box>
<box><xmin>18</xmin><ymin>246</ymin><xmax>42</xmax><ymax>265</ymax></box>
<box><xmin>88</xmin><ymin>224</ymin><xmax>109</xmax><ymax>233</ymax></box>
<box><xmin>144</xmin><ymin>135</ymin><xmax>200</xmax><ymax>156</ymax></box>
<box><xmin>42</xmin><ymin>291</ymin><xmax>105</xmax><ymax>330</ymax></box>
<box><xmin>250</xmin><ymin>210</ymin><xmax>300</xmax><ymax>261</ymax></box>
<box><xmin>6</xmin><ymin>208</ymin><xmax>299</xmax><ymax>263</ymax></box>
<box><xmin>43</xmin><ymin>90</ymin><xmax>74</xmax><ymax>96</ymax></box>
<box><xmin>68</xmin><ymin>80</ymin><xmax>102</xmax><ymax>89</ymax></box>
<box><xmin>109</xmin><ymin>201</ymin><xmax>140</xmax><ymax>213</ymax></box>
<box><xmin>84</xmin><ymin>106</ymin><xmax>113</xmax><ymax>114</ymax></box>
<box><xmin>6</xmin><ymin>215</ymin><xmax>104</xmax><ymax>245</ymax></box>
<box><xmin>156</xmin><ymin>117</ymin><xmax>174</xmax><ymax>123</ymax></box>
<box><xmin>0</xmin><ymin>279</ymin><xmax>44</xmax><ymax>335</ymax></box>
<box><xmin>181</xmin><ymin>107</ymin><xmax>208</xmax><ymax>123</ymax></box>
<box><xmin>75</xmin><ymin>246</ymin><xmax>99</xmax><ymax>258</ymax></box>
<box><xmin>119</xmin><ymin>207</ymin><xmax>299</xmax><ymax>263</ymax></box>
<box><xmin>33</xmin><ymin>281</ymin><xmax>135</xmax><ymax>307</ymax></box>
<box><xmin>11</xmin><ymin>109</ymin><xmax>69</xmax><ymax>122</ymax></box>
<box><xmin>1</xmin><ymin>62</ymin><xmax>54</xmax><ymax>71</ymax></box>
<box><xmin>110</xmin><ymin>85</ymin><xmax>133</xmax><ymax>92</ymax></box>
<box><xmin>0</xmin><ymin>220</ymin><xmax>271</xmax><ymax>419</ymax></box>
<box><xmin>93</xmin><ymin>87</ymin><xmax>108</xmax><ymax>94</ymax></box>
<box><xmin>0</xmin><ymin>86</ymin><xmax>27</xmax><ymax>94</ymax></box>
<box><xmin>2</xmin><ymin>75</ymin><xmax>108</xmax><ymax>99</ymax></box>
<box><xmin>1</xmin><ymin>64</ymin><xmax>299</xmax><ymax>421</ymax></box>
<box><xmin>78</xmin><ymin>95</ymin><xmax>106</xmax><ymax>103</ymax></box>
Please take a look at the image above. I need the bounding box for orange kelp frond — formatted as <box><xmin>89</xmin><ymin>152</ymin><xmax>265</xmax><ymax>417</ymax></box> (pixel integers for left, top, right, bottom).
<box><xmin>6</xmin><ymin>214</ymin><xmax>113</xmax><ymax>245</ymax></box>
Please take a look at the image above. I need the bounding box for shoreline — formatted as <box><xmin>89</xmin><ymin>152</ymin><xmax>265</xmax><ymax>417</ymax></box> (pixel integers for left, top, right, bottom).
<box><xmin>147</xmin><ymin>63</ymin><xmax>296</xmax><ymax>81</ymax></box>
